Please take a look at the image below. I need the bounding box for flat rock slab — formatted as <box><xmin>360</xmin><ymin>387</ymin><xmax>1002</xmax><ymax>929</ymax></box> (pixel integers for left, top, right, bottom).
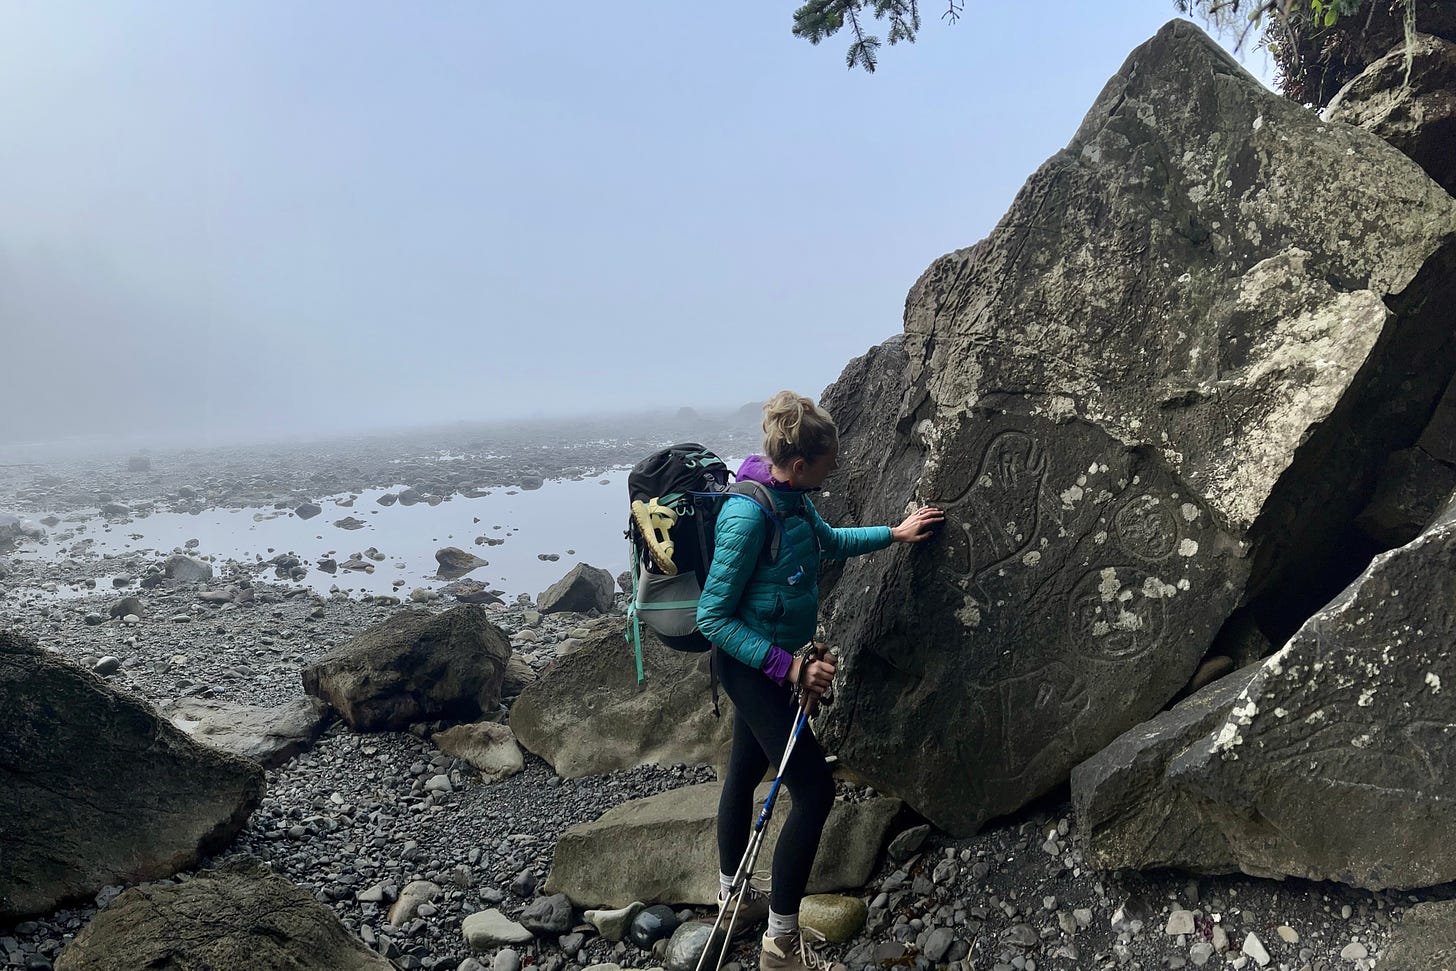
<box><xmin>1</xmin><ymin>631</ymin><xmax>264</xmax><ymax>922</ymax></box>
<box><xmin>1163</xmin><ymin>503</ymin><xmax>1456</xmax><ymax>889</ymax></box>
<box><xmin>545</xmin><ymin>781</ymin><xmax>900</xmax><ymax>907</ymax></box>
<box><xmin>1381</xmin><ymin>900</ymin><xmax>1456</xmax><ymax>971</ymax></box>
<box><xmin>432</xmin><ymin>721</ymin><xmax>524</xmax><ymax>782</ymax></box>
<box><xmin>166</xmin><ymin>695</ymin><xmax>332</xmax><ymax>769</ymax></box>
<box><xmin>54</xmin><ymin>858</ymin><xmax>392</xmax><ymax>971</ymax></box>
<box><xmin>818</xmin><ymin>18</ymin><xmax>1456</xmax><ymax>837</ymax></box>
<box><xmin>510</xmin><ymin>617</ymin><xmax>733</xmax><ymax>778</ymax></box>
<box><xmin>301</xmin><ymin>605</ymin><xmax>511</xmax><ymax>732</ymax></box>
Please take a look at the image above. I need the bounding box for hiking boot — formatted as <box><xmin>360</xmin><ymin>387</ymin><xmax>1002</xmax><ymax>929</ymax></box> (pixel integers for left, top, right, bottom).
<box><xmin>718</xmin><ymin>877</ymin><xmax>770</xmax><ymax>933</ymax></box>
<box><xmin>758</xmin><ymin>928</ymin><xmax>831</xmax><ymax>971</ymax></box>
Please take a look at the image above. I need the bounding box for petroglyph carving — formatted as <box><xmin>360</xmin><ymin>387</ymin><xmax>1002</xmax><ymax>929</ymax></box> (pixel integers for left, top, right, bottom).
<box><xmin>1068</xmin><ymin>566</ymin><xmax>1169</xmax><ymax>660</ymax></box>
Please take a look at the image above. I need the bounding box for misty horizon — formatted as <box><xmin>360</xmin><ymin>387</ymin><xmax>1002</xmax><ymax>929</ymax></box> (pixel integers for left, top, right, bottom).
<box><xmin>0</xmin><ymin>4</ymin><xmax>1273</xmax><ymax>449</ymax></box>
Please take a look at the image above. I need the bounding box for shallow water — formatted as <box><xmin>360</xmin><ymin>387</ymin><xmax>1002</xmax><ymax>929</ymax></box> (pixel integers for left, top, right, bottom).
<box><xmin>17</xmin><ymin>472</ymin><xmax>645</xmax><ymax>600</ymax></box>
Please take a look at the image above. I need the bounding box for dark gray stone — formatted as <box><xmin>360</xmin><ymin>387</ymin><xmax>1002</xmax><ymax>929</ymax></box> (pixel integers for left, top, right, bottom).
<box><xmin>518</xmin><ymin>892</ymin><xmax>572</xmax><ymax>935</ymax></box>
<box><xmin>300</xmin><ymin>606</ymin><xmax>511</xmax><ymax>732</ymax></box>
<box><xmin>1354</xmin><ymin>446</ymin><xmax>1456</xmax><ymax>547</ymax></box>
<box><xmin>295</xmin><ymin>502</ymin><xmax>323</xmax><ymax>520</ymax></box>
<box><xmin>816</xmin><ymin>19</ymin><xmax>1456</xmax><ymax>837</ymax></box>
<box><xmin>536</xmin><ymin>563</ymin><xmax>615</xmax><ymax>615</ymax></box>
<box><xmin>1</xmin><ymin>631</ymin><xmax>264</xmax><ymax>922</ymax></box>
<box><xmin>435</xmin><ymin>547</ymin><xmax>488</xmax><ymax>579</ymax></box>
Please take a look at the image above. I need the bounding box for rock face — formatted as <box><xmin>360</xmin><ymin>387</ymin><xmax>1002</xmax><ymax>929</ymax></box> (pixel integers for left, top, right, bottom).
<box><xmin>1152</xmin><ymin>502</ymin><xmax>1456</xmax><ymax>890</ymax></box>
<box><xmin>537</xmin><ymin>563</ymin><xmax>616</xmax><ymax>614</ymax></box>
<box><xmin>1071</xmin><ymin>666</ymin><xmax>1259</xmax><ymax>873</ymax></box>
<box><xmin>510</xmin><ymin>617</ymin><xmax>733</xmax><ymax>778</ymax></box>
<box><xmin>816</xmin><ymin>19</ymin><xmax>1456</xmax><ymax>836</ymax></box>
<box><xmin>545</xmin><ymin>781</ymin><xmax>901</xmax><ymax>907</ymax></box>
<box><xmin>1379</xmin><ymin>899</ymin><xmax>1456</xmax><ymax>971</ymax></box>
<box><xmin>0</xmin><ymin>631</ymin><xmax>265</xmax><ymax>921</ymax></box>
<box><xmin>1325</xmin><ymin>32</ymin><xmax>1456</xmax><ymax>194</ymax></box>
<box><xmin>165</xmin><ymin>695</ymin><xmax>333</xmax><ymax>769</ymax></box>
<box><xmin>53</xmin><ymin>858</ymin><xmax>392</xmax><ymax>971</ymax></box>
<box><xmin>301</xmin><ymin>606</ymin><xmax>511</xmax><ymax>732</ymax></box>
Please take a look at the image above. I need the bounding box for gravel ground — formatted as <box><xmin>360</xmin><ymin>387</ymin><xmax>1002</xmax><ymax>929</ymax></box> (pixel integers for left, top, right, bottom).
<box><xmin>3</xmin><ymin>432</ymin><xmax>1452</xmax><ymax>971</ymax></box>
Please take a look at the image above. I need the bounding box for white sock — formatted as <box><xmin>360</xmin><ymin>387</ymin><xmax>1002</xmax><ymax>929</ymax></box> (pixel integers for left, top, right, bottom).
<box><xmin>719</xmin><ymin>871</ymin><xmax>735</xmax><ymax>901</ymax></box>
<box><xmin>766</xmin><ymin>909</ymin><xmax>799</xmax><ymax>939</ymax></box>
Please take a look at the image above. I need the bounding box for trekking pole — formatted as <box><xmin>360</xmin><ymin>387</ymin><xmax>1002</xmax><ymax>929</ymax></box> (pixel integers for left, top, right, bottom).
<box><xmin>695</xmin><ymin>645</ymin><xmax>823</xmax><ymax>971</ymax></box>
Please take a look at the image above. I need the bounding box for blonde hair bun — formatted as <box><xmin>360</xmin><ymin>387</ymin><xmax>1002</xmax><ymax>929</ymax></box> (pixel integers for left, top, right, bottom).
<box><xmin>762</xmin><ymin>390</ymin><xmax>838</xmax><ymax>466</ymax></box>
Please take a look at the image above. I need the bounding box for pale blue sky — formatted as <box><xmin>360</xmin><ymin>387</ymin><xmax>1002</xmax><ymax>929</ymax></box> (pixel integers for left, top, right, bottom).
<box><xmin>0</xmin><ymin>2</ymin><xmax>1274</xmax><ymax>446</ymax></box>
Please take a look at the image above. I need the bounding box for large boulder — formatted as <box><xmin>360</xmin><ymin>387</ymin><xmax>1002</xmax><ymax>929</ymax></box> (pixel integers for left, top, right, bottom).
<box><xmin>510</xmin><ymin>617</ymin><xmax>733</xmax><ymax>778</ymax></box>
<box><xmin>301</xmin><ymin>606</ymin><xmax>511</xmax><ymax>732</ymax></box>
<box><xmin>54</xmin><ymin>858</ymin><xmax>393</xmax><ymax>971</ymax></box>
<box><xmin>165</xmin><ymin>696</ymin><xmax>333</xmax><ymax>769</ymax></box>
<box><xmin>1070</xmin><ymin>665</ymin><xmax>1259</xmax><ymax>873</ymax></box>
<box><xmin>1324</xmin><ymin>32</ymin><xmax>1456</xmax><ymax>194</ymax></box>
<box><xmin>0</xmin><ymin>631</ymin><xmax>265</xmax><ymax>921</ymax></box>
<box><xmin>816</xmin><ymin>19</ymin><xmax>1456</xmax><ymax>837</ymax></box>
<box><xmin>1151</xmin><ymin>501</ymin><xmax>1456</xmax><ymax>890</ymax></box>
<box><xmin>537</xmin><ymin>563</ymin><xmax>616</xmax><ymax>614</ymax></box>
<box><xmin>545</xmin><ymin>781</ymin><xmax>901</xmax><ymax>907</ymax></box>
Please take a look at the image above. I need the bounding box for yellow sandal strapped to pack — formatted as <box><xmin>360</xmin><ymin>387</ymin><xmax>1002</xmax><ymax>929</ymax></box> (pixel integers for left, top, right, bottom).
<box><xmin>631</xmin><ymin>498</ymin><xmax>679</xmax><ymax>575</ymax></box>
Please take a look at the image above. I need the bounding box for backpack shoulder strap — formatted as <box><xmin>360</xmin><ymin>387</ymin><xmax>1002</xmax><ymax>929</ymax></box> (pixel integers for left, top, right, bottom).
<box><xmin>726</xmin><ymin>480</ymin><xmax>782</xmax><ymax>564</ymax></box>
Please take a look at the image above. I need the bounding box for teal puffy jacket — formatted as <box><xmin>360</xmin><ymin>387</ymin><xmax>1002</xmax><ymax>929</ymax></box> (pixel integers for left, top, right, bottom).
<box><xmin>696</xmin><ymin>488</ymin><xmax>891</xmax><ymax>669</ymax></box>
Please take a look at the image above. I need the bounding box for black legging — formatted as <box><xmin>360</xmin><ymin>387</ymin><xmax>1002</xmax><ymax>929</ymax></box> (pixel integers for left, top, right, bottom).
<box><xmin>715</xmin><ymin>648</ymin><xmax>835</xmax><ymax>916</ymax></box>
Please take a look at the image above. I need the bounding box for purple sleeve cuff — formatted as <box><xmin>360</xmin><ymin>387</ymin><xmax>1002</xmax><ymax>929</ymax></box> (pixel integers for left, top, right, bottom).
<box><xmin>762</xmin><ymin>646</ymin><xmax>794</xmax><ymax>685</ymax></box>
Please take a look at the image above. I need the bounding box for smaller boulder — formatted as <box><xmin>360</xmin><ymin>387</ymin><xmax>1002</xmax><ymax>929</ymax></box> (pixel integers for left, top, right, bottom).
<box><xmin>584</xmin><ymin>901</ymin><xmax>643</xmax><ymax>942</ymax></box>
<box><xmin>799</xmin><ymin>894</ymin><xmax>867</xmax><ymax>943</ymax></box>
<box><xmin>518</xmin><ymin>892</ymin><xmax>573</xmax><ymax>936</ymax></box>
<box><xmin>628</xmin><ymin>903</ymin><xmax>681</xmax><ymax>949</ymax></box>
<box><xmin>432</xmin><ymin>722</ymin><xmax>524</xmax><ymax>782</ymax></box>
<box><xmin>108</xmin><ymin>596</ymin><xmax>143</xmax><ymax>620</ymax></box>
<box><xmin>163</xmin><ymin>554</ymin><xmax>213</xmax><ymax>583</ymax></box>
<box><xmin>537</xmin><ymin>563</ymin><xmax>615</xmax><ymax>615</ymax></box>
<box><xmin>295</xmin><ymin>502</ymin><xmax>323</xmax><ymax>521</ymax></box>
<box><xmin>436</xmin><ymin>547</ymin><xmax>488</xmax><ymax>579</ymax></box>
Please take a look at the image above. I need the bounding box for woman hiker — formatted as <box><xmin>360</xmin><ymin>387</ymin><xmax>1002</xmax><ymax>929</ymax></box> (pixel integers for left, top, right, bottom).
<box><xmin>696</xmin><ymin>390</ymin><xmax>944</xmax><ymax>971</ymax></box>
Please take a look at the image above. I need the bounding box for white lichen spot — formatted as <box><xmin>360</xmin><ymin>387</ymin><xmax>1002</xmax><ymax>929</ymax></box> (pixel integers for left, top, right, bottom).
<box><xmin>955</xmin><ymin>603</ymin><xmax>982</xmax><ymax>629</ymax></box>
<box><xmin>1022</xmin><ymin>551</ymin><xmax>1042</xmax><ymax>568</ymax></box>
<box><xmin>1357</xmin><ymin>688</ymin><xmax>1376</xmax><ymax>707</ymax></box>
<box><xmin>1177</xmin><ymin>578</ymin><xmax>1191</xmax><ymax>591</ymax></box>
<box><xmin>1098</xmin><ymin>567</ymin><xmax>1120</xmax><ymax>602</ymax></box>
<box><xmin>1060</xmin><ymin>485</ymin><xmax>1084</xmax><ymax>507</ymax></box>
<box><xmin>1180</xmin><ymin>503</ymin><xmax>1200</xmax><ymax>522</ymax></box>
<box><xmin>1351</xmin><ymin>734</ymin><xmax>1371</xmax><ymax>749</ymax></box>
<box><xmin>1252</xmin><ymin>114</ymin><xmax>1264</xmax><ymax>131</ymax></box>
<box><xmin>1427</xmin><ymin>672</ymin><xmax>1442</xmax><ymax>694</ymax></box>
<box><xmin>1142</xmin><ymin>576</ymin><xmax>1178</xmax><ymax>599</ymax></box>
<box><xmin>1304</xmin><ymin>709</ymin><xmax>1327</xmax><ymax>725</ymax></box>
<box><xmin>1094</xmin><ymin>530</ymin><xmax>1108</xmax><ymax>545</ymax></box>
<box><xmin>1092</xmin><ymin>620</ymin><xmax>1111</xmax><ymax>636</ymax></box>
<box><xmin>1178</xmin><ymin>538</ymin><xmax>1199</xmax><ymax>557</ymax></box>
<box><xmin>1273</xmin><ymin>707</ymin><xmax>1287</xmax><ymax>718</ymax></box>
<box><xmin>1213</xmin><ymin>721</ymin><xmax>1243</xmax><ymax>752</ymax></box>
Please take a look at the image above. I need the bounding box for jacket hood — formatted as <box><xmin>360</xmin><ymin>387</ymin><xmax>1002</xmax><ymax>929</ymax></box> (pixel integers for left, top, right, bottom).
<box><xmin>736</xmin><ymin>454</ymin><xmax>778</xmax><ymax>487</ymax></box>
